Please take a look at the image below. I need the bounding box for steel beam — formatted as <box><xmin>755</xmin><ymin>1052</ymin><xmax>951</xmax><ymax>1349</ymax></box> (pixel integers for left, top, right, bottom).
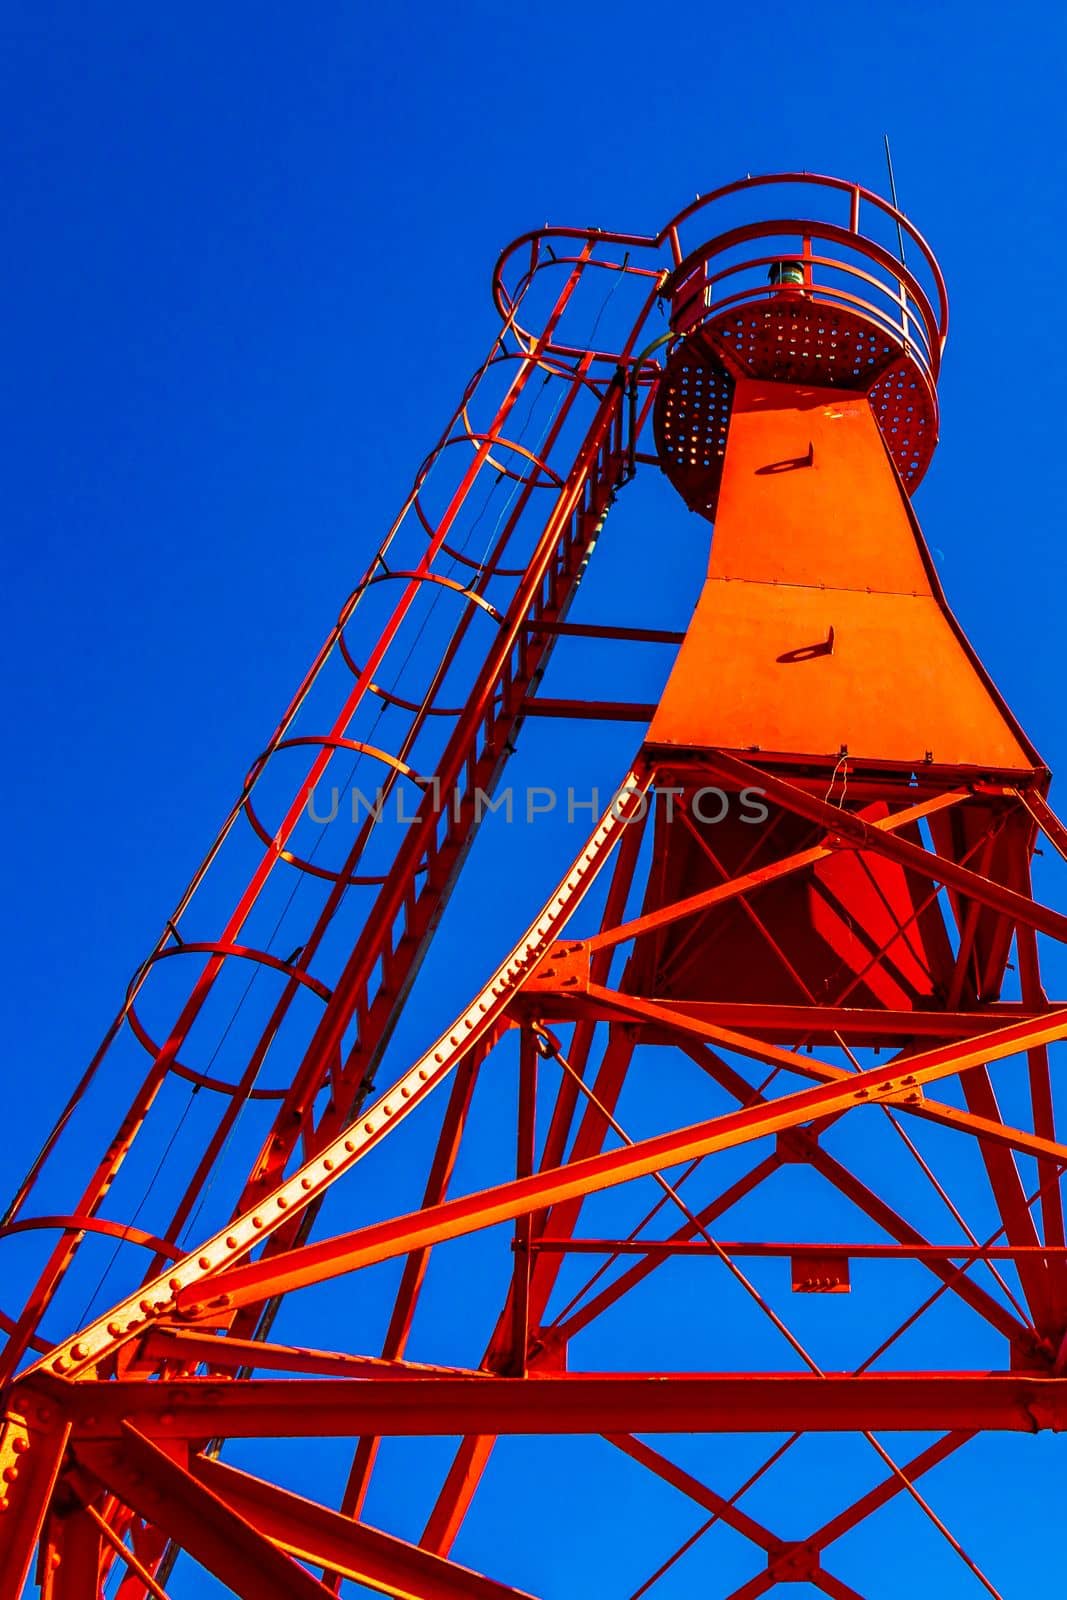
<box><xmin>174</xmin><ymin>1003</ymin><xmax>1067</xmax><ymax>1318</ymax></box>
<box><xmin>38</xmin><ymin>1372</ymin><xmax>1067</xmax><ymax>1438</ymax></box>
<box><xmin>77</xmin><ymin>1424</ymin><xmax>335</xmax><ymax>1600</ymax></box>
<box><xmin>706</xmin><ymin>754</ymin><xmax>1067</xmax><ymax>944</ymax></box>
<box><xmin>191</xmin><ymin>1453</ymin><xmax>538</xmax><ymax>1600</ymax></box>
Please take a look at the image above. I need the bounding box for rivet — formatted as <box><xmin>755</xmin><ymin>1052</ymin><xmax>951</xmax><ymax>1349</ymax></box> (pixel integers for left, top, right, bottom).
<box><xmin>301</xmin><ymin>1177</ymin><xmax>313</xmax><ymax>1190</ymax></box>
<box><xmin>2</xmin><ymin>1469</ymin><xmax>18</xmax><ymax>1486</ymax></box>
<box><xmin>344</xmin><ymin>1140</ymin><xmax>355</xmax><ymax>1153</ymax></box>
<box><xmin>169</xmin><ymin>1277</ymin><xmax>183</xmax><ymax>1290</ymax></box>
<box><xmin>198</xmin><ymin>1257</ymin><xmax>212</xmax><ymax>1270</ymax></box>
<box><xmin>252</xmin><ymin>1216</ymin><xmax>264</xmax><ymax>1229</ymax></box>
<box><xmin>323</xmin><ymin>1158</ymin><xmax>334</xmax><ymax>1171</ymax></box>
<box><xmin>11</xmin><ymin>1439</ymin><xmax>27</xmax><ymax>1456</ymax></box>
<box><xmin>277</xmin><ymin>1197</ymin><xmax>289</xmax><ymax>1209</ymax></box>
<box><xmin>226</xmin><ymin>1237</ymin><xmax>238</xmax><ymax>1250</ymax></box>
<box><xmin>364</xmin><ymin>1122</ymin><xmax>374</xmax><ymax>1133</ymax></box>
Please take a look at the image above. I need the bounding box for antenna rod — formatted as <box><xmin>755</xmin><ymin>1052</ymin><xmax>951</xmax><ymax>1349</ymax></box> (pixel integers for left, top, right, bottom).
<box><xmin>883</xmin><ymin>132</ymin><xmax>907</xmax><ymax>264</ymax></box>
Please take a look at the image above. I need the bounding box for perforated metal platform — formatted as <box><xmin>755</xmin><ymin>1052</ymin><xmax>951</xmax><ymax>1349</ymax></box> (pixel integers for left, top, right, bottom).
<box><xmin>654</xmin><ymin>296</ymin><xmax>938</xmax><ymax>520</ymax></box>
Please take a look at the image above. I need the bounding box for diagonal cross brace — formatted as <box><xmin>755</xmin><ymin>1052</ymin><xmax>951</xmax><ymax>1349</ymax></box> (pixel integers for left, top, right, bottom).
<box><xmin>174</xmin><ymin>1003</ymin><xmax>1067</xmax><ymax>1317</ymax></box>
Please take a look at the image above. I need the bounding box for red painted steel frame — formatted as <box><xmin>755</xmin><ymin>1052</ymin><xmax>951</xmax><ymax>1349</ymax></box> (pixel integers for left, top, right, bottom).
<box><xmin>2</xmin><ymin>173</ymin><xmax>1062</xmax><ymax>1600</ymax></box>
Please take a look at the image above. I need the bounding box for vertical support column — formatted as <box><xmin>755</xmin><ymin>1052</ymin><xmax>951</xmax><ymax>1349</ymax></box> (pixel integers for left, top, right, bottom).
<box><xmin>510</xmin><ymin>1028</ymin><xmax>538</xmax><ymax>1376</ymax></box>
<box><xmin>0</xmin><ymin>1401</ymin><xmax>70</xmax><ymax>1600</ymax></box>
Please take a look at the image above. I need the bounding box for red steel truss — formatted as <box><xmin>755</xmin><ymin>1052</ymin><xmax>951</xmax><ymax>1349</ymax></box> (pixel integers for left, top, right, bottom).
<box><xmin>2</xmin><ymin>173</ymin><xmax>1065</xmax><ymax>1598</ymax></box>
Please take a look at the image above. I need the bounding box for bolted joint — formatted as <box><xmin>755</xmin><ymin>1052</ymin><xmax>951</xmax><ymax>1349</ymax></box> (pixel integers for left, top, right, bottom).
<box><xmin>768</xmin><ymin>1540</ymin><xmax>820</xmax><ymax>1581</ymax></box>
<box><xmin>526</xmin><ymin>940</ymin><xmax>590</xmax><ymax>996</ymax></box>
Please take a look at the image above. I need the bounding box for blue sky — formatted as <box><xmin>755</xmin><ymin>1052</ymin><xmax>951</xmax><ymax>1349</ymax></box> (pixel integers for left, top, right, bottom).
<box><xmin>4</xmin><ymin>4</ymin><xmax>1067</xmax><ymax>1596</ymax></box>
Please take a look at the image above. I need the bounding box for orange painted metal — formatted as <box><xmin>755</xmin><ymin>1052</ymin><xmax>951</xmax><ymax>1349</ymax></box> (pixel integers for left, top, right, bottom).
<box><xmin>3</xmin><ymin>172</ymin><xmax>1066</xmax><ymax>1600</ymax></box>
<box><xmin>651</xmin><ymin>379</ymin><xmax>1036</xmax><ymax>774</ymax></box>
<box><xmin>23</xmin><ymin>1370</ymin><xmax>1067</xmax><ymax>1438</ymax></box>
<box><xmin>169</xmin><ymin>1001</ymin><xmax>1067</xmax><ymax>1318</ymax></box>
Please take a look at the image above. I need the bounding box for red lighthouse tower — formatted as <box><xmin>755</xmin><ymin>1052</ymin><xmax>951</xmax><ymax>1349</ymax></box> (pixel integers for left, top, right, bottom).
<box><xmin>2</xmin><ymin>174</ymin><xmax>1065</xmax><ymax>1598</ymax></box>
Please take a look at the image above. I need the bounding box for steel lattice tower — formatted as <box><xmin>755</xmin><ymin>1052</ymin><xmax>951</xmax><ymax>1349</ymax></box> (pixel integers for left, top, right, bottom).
<box><xmin>2</xmin><ymin>173</ymin><xmax>1065</xmax><ymax>1599</ymax></box>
